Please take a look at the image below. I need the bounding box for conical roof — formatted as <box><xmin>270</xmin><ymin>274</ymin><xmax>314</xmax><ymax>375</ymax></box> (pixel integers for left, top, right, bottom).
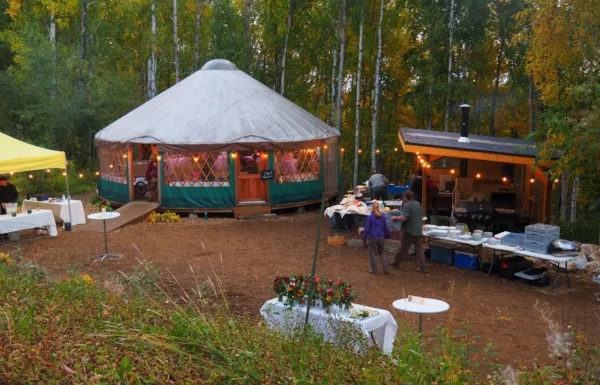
<box><xmin>95</xmin><ymin>59</ymin><xmax>339</xmax><ymax>152</ymax></box>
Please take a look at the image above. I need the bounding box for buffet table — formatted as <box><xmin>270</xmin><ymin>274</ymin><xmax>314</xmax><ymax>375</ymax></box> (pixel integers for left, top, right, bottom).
<box><xmin>22</xmin><ymin>199</ymin><xmax>86</xmax><ymax>226</ymax></box>
<box><xmin>423</xmin><ymin>232</ymin><xmax>490</xmax><ymax>254</ymax></box>
<box><xmin>0</xmin><ymin>210</ymin><xmax>58</xmax><ymax>236</ymax></box>
<box><xmin>260</xmin><ymin>298</ymin><xmax>398</xmax><ymax>355</ymax></box>
<box><xmin>482</xmin><ymin>243</ymin><xmax>575</xmax><ymax>290</ymax></box>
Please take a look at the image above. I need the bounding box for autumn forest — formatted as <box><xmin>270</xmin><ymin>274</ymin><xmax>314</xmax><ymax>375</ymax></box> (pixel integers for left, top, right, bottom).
<box><xmin>0</xmin><ymin>0</ymin><xmax>599</xmax><ymax>236</ymax></box>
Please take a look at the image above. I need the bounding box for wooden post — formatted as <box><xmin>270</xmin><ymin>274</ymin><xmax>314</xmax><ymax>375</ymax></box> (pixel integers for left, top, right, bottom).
<box><xmin>543</xmin><ymin>177</ymin><xmax>552</xmax><ymax>224</ymax></box>
<box><xmin>523</xmin><ymin>165</ymin><xmax>531</xmax><ymax>213</ymax></box>
<box><xmin>421</xmin><ymin>165</ymin><xmax>427</xmax><ymax>218</ymax></box>
<box><xmin>157</xmin><ymin>153</ymin><xmax>163</xmax><ymax>205</ymax></box>
<box><xmin>127</xmin><ymin>145</ymin><xmax>134</xmax><ymax>201</ymax></box>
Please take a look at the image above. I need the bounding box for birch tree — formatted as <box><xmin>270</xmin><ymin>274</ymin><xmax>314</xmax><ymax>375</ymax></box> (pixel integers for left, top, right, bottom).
<box><xmin>560</xmin><ymin>171</ymin><xmax>569</xmax><ymax>221</ymax></box>
<box><xmin>335</xmin><ymin>0</ymin><xmax>346</xmax><ymax>132</ymax></box>
<box><xmin>329</xmin><ymin>21</ymin><xmax>338</xmax><ymax>126</ymax></box>
<box><xmin>148</xmin><ymin>0</ymin><xmax>157</xmax><ymax>99</ymax></box>
<box><xmin>528</xmin><ymin>75</ymin><xmax>536</xmax><ymax>133</ymax></box>
<box><xmin>280</xmin><ymin>0</ymin><xmax>295</xmax><ymax>95</ymax></box>
<box><xmin>173</xmin><ymin>0</ymin><xmax>180</xmax><ymax>83</ymax></box>
<box><xmin>353</xmin><ymin>14</ymin><xmax>364</xmax><ymax>188</ymax></box>
<box><xmin>194</xmin><ymin>0</ymin><xmax>202</xmax><ymax>71</ymax></box>
<box><xmin>443</xmin><ymin>0</ymin><xmax>455</xmax><ymax>132</ymax></box>
<box><xmin>79</xmin><ymin>0</ymin><xmax>88</xmax><ymax>90</ymax></box>
<box><xmin>371</xmin><ymin>0</ymin><xmax>385</xmax><ymax>169</ymax></box>
<box><xmin>245</xmin><ymin>0</ymin><xmax>252</xmax><ymax>70</ymax></box>
<box><xmin>570</xmin><ymin>176</ymin><xmax>579</xmax><ymax>222</ymax></box>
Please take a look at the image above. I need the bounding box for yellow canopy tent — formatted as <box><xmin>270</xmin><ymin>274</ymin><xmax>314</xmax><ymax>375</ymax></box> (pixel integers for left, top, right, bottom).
<box><xmin>0</xmin><ymin>132</ymin><xmax>74</xmax><ymax>230</ymax></box>
<box><xmin>0</xmin><ymin>132</ymin><xmax>66</xmax><ymax>173</ymax></box>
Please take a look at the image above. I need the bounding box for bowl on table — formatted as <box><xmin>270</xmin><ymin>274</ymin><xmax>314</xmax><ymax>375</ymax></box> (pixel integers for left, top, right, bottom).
<box><xmin>487</xmin><ymin>238</ymin><xmax>500</xmax><ymax>245</ymax></box>
<box><xmin>424</xmin><ymin>224</ymin><xmax>438</xmax><ymax>231</ymax></box>
<box><xmin>472</xmin><ymin>233</ymin><xmax>483</xmax><ymax>241</ymax></box>
<box><xmin>448</xmin><ymin>230</ymin><xmax>461</xmax><ymax>239</ymax></box>
<box><xmin>483</xmin><ymin>231</ymin><xmax>493</xmax><ymax>239</ymax></box>
<box><xmin>428</xmin><ymin>229</ymin><xmax>449</xmax><ymax>237</ymax></box>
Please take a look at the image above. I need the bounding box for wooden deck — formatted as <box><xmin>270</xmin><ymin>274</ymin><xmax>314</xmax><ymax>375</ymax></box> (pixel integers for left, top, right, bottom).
<box><xmin>81</xmin><ymin>201</ymin><xmax>159</xmax><ymax>233</ymax></box>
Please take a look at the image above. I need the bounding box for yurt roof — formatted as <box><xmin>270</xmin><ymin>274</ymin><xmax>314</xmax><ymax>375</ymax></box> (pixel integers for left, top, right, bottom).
<box><xmin>95</xmin><ymin>59</ymin><xmax>339</xmax><ymax>152</ymax></box>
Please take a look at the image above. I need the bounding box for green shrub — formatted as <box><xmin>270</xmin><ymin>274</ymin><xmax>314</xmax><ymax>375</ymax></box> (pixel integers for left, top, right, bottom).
<box><xmin>558</xmin><ymin>217</ymin><xmax>600</xmax><ymax>244</ymax></box>
<box><xmin>8</xmin><ymin>160</ymin><xmax>96</xmax><ymax>202</ymax></box>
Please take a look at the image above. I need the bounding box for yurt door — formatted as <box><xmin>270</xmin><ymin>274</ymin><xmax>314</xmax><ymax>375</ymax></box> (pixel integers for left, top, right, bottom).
<box><xmin>235</xmin><ymin>150</ymin><xmax>269</xmax><ymax>204</ymax></box>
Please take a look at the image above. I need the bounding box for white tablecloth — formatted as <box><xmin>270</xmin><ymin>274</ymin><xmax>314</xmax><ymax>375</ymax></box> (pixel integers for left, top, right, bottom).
<box><xmin>260</xmin><ymin>298</ymin><xmax>398</xmax><ymax>355</ymax></box>
<box><xmin>0</xmin><ymin>210</ymin><xmax>58</xmax><ymax>236</ymax></box>
<box><xmin>22</xmin><ymin>199</ymin><xmax>86</xmax><ymax>226</ymax></box>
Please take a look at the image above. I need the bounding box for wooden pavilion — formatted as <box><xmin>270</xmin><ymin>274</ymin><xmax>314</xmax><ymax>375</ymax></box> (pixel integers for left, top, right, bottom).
<box><xmin>398</xmin><ymin>108</ymin><xmax>552</xmax><ymax>225</ymax></box>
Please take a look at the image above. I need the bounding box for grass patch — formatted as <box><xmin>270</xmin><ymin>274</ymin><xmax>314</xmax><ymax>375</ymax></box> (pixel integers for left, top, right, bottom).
<box><xmin>0</xmin><ymin>261</ymin><xmax>598</xmax><ymax>384</ymax></box>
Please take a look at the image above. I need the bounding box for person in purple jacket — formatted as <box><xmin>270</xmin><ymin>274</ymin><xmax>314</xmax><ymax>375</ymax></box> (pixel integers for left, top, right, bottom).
<box><xmin>361</xmin><ymin>202</ymin><xmax>390</xmax><ymax>275</ymax></box>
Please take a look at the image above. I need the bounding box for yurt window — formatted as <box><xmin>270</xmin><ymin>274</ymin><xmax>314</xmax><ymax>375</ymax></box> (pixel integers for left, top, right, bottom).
<box><xmin>97</xmin><ymin>148</ymin><xmax>128</xmax><ymax>184</ymax></box>
<box><xmin>163</xmin><ymin>152</ymin><xmax>230</xmax><ymax>187</ymax></box>
<box><xmin>274</xmin><ymin>148</ymin><xmax>320</xmax><ymax>183</ymax></box>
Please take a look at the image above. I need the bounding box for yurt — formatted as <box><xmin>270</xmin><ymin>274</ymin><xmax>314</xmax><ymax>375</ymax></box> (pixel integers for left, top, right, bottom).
<box><xmin>94</xmin><ymin>59</ymin><xmax>341</xmax><ymax>215</ymax></box>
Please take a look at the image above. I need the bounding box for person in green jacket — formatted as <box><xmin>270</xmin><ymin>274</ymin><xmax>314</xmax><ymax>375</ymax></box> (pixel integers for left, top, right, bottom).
<box><xmin>391</xmin><ymin>190</ymin><xmax>427</xmax><ymax>273</ymax></box>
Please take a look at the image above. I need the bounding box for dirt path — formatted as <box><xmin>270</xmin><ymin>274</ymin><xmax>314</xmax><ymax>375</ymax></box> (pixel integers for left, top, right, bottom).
<box><xmin>9</xmin><ymin>211</ymin><xmax>600</xmax><ymax>367</ymax></box>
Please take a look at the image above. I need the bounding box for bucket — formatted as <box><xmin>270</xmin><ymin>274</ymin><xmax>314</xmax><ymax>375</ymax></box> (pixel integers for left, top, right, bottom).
<box><xmin>5</xmin><ymin>203</ymin><xmax>17</xmax><ymax>215</ymax></box>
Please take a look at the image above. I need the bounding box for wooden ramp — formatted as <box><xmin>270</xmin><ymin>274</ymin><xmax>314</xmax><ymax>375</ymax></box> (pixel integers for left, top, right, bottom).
<box><xmin>82</xmin><ymin>202</ymin><xmax>159</xmax><ymax>233</ymax></box>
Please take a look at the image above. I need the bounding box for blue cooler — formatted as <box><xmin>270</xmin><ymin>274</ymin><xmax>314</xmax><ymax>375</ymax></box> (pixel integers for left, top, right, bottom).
<box><xmin>454</xmin><ymin>251</ymin><xmax>479</xmax><ymax>271</ymax></box>
<box><xmin>430</xmin><ymin>244</ymin><xmax>454</xmax><ymax>265</ymax></box>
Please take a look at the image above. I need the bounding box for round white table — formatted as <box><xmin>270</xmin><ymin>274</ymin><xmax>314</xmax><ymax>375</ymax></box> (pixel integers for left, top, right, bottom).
<box><xmin>392</xmin><ymin>297</ymin><xmax>450</xmax><ymax>333</ymax></box>
<box><xmin>88</xmin><ymin>212</ymin><xmax>121</xmax><ymax>261</ymax></box>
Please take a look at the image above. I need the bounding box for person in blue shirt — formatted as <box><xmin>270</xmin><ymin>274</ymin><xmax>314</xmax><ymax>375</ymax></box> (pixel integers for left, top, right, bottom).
<box><xmin>361</xmin><ymin>202</ymin><xmax>390</xmax><ymax>275</ymax></box>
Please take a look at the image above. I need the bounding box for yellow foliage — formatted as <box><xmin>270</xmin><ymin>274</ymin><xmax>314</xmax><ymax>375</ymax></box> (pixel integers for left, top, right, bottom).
<box><xmin>146</xmin><ymin>211</ymin><xmax>181</xmax><ymax>224</ymax></box>
<box><xmin>0</xmin><ymin>253</ymin><xmax>13</xmax><ymax>265</ymax></box>
<box><xmin>6</xmin><ymin>0</ymin><xmax>22</xmax><ymax>19</ymax></box>
<box><xmin>81</xmin><ymin>273</ymin><xmax>95</xmax><ymax>285</ymax></box>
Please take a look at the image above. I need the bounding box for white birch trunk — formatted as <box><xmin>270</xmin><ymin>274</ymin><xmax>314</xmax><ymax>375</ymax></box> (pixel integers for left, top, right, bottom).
<box><xmin>245</xmin><ymin>0</ymin><xmax>252</xmax><ymax>70</ymax></box>
<box><xmin>148</xmin><ymin>0</ymin><xmax>157</xmax><ymax>99</ymax></box>
<box><xmin>173</xmin><ymin>0</ymin><xmax>180</xmax><ymax>83</ymax></box>
<box><xmin>79</xmin><ymin>0</ymin><xmax>88</xmax><ymax>90</ymax></box>
<box><xmin>335</xmin><ymin>0</ymin><xmax>347</xmax><ymax>132</ymax></box>
<box><xmin>443</xmin><ymin>0</ymin><xmax>455</xmax><ymax>132</ymax></box>
<box><xmin>427</xmin><ymin>51</ymin><xmax>433</xmax><ymax>130</ymax></box>
<box><xmin>570</xmin><ymin>175</ymin><xmax>579</xmax><ymax>222</ymax></box>
<box><xmin>371</xmin><ymin>0</ymin><xmax>385</xmax><ymax>170</ymax></box>
<box><xmin>50</xmin><ymin>14</ymin><xmax>56</xmax><ymax>43</ymax></box>
<box><xmin>490</xmin><ymin>38</ymin><xmax>505</xmax><ymax>136</ymax></box>
<box><xmin>560</xmin><ymin>171</ymin><xmax>569</xmax><ymax>221</ymax></box>
<box><xmin>528</xmin><ymin>75</ymin><xmax>537</xmax><ymax>133</ymax></box>
<box><xmin>330</xmin><ymin>31</ymin><xmax>338</xmax><ymax>126</ymax></box>
<box><xmin>50</xmin><ymin>13</ymin><xmax>56</xmax><ymax>98</ymax></box>
<box><xmin>280</xmin><ymin>1</ymin><xmax>294</xmax><ymax>95</ymax></box>
<box><xmin>194</xmin><ymin>0</ymin><xmax>201</xmax><ymax>71</ymax></box>
<box><xmin>353</xmin><ymin>17</ymin><xmax>364</xmax><ymax>188</ymax></box>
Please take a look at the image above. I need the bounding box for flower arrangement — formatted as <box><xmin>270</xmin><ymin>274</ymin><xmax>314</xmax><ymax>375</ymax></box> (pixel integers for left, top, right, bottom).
<box><xmin>272</xmin><ymin>273</ymin><xmax>357</xmax><ymax>312</ymax></box>
<box><xmin>98</xmin><ymin>199</ymin><xmax>113</xmax><ymax>212</ymax></box>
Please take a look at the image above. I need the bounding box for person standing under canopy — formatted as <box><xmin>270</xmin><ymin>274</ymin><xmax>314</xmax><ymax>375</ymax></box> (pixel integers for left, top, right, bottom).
<box><xmin>368</xmin><ymin>170</ymin><xmax>389</xmax><ymax>201</ymax></box>
<box><xmin>409</xmin><ymin>170</ymin><xmax>423</xmax><ymax>203</ymax></box>
<box><xmin>0</xmin><ymin>176</ymin><xmax>19</xmax><ymax>215</ymax></box>
<box><xmin>145</xmin><ymin>156</ymin><xmax>158</xmax><ymax>202</ymax></box>
<box><xmin>0</xmin><ymin>176</ymin><xmax>18</xmax><ymax>215</ymax></box>
<box><xmin>391</xmin><ymin>190</ymin><xmax>427</xmax><ymax>274</ymax></box>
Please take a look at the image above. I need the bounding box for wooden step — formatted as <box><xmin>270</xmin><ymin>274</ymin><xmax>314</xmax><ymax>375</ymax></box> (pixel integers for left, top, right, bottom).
<box><xmin>233</xmin><ymin>204</ymin><xmax>272</xmax><ymax>219</ymax></box>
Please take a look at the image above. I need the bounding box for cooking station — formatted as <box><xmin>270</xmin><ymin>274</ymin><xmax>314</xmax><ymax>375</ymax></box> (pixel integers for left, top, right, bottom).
<box><xmin>453</xmin><ymin>192</ymin><xmax>522</xmax><ymax>232</ymax></box>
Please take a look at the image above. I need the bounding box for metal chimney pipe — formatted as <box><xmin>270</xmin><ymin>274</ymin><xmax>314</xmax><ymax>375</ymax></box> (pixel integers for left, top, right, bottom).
<box><xmin>458</xmin><ymin>104</ymin><xmax>471</xmax><ymax>143</ymax></box>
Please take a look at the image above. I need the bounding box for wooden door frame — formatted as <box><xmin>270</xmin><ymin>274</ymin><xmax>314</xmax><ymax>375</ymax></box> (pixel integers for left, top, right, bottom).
<box><xmin>234</xmin><ymin>151</ymin><xmax>270</xmax><ymax>204</ymax></box>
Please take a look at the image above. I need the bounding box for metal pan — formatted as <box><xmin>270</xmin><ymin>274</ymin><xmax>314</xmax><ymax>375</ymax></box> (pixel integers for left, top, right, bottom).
<box><xmin>552</xmin><ymin>239</ymin><xmax>578</xmax><ymax>251</ymax></box>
